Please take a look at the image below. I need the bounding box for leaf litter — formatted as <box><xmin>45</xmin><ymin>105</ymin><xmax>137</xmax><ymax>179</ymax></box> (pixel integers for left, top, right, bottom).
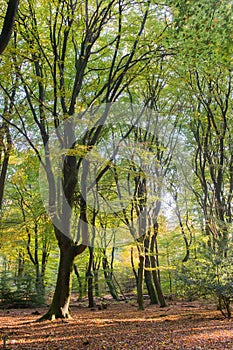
<box><xmin>0</xmin><ymin>300</ymin><xmax>232</xmax><ymax>349</ymax></box>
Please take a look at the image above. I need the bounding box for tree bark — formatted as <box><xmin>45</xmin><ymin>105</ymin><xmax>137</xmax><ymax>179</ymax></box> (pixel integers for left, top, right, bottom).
<box><xmin>39</xmin><ymin>232</ymin><xmax>85</xmax><ymax>321</ymax></box>
<box><xmin>131</xmin><ymin>247</ymin><xmax>138</xmax><ymax>285</ymax></box>
<box><xmin>144</xmin><ymin>268</ymin><xmax>158</xmax><ymax>304</ymax></box>
<box><xmin>102</xmin><ymin>254</ymin><xmax>118</xmax><ymax>300</ymax></box>
<box><xmin>39</xmin><ymin>245</ymin><xmax>74</xmax><ymax>320</ymax></box>
<box><xmin>74</xmin><ymin>264</ymin><xmax>83</xmax><ymax>301</ymax></box>
<box><xmin>137</xmin><ymin>254</ymin><xmax>144</xmax><ymax>310</ymax></box>
<box><xmin>0</xmin><ymin>0</ymin><xmax>19</xmax><ymax>54</ymax></box>
<box><xmin>17</xmin><ymin>250</ymin><xmax>24</xmax><ymax>281</ymax></box>
<box><xmin>151</xmin><ymin>235</ymin><xmax>166</xmax><ymax>307</ymax></box>
<box><xmin>0</xmin><ymin>124</ymin><xmax>12</xmax><ymax>210</ymax></box>
<box><xmin>87</xmin><ymin>247</ymin><xmax>95</xmax><ymax>308</ymax></box>
<box><xmin>144</xmin><ymin>236</ymin><xmax>158</xmax><ymax>304</ymax></box>
<box><xmin>93</xmin><ymin>269</ymin><xmax>100</xmax><ymax>297</ymax></box>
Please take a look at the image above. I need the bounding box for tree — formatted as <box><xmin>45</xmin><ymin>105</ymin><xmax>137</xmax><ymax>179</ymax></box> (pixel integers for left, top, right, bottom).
<box><xmin>2</xmin><ymin>0</ymin><xmax>167</xmax><ymax>320</ymax></box>
<box><xmin>0</xmin><ymin>0</ymin><xmax>19</xmax><ymax>54</ymax></box>
<box><xmin>168</xmin><ymin>0</ymin><xmax>233</xmax><ymax>312</ymax></box>
<box><xmin>169</xmin><ymin>0</ymin><xmax>233</xmax><ymax>256</ymax></box>
<box><xmin>13</xmin><ymin>154</ymin><xmax>52</xmax><ymax>303</ymax></box>
<box><xmin>0</xmin><ymin>150</ymin><xmax>54</xmax><ymax>304</ymax></box>
<box><xmin>0</xmin><ymin>0</ymin><xmax>20</xmax><ymax>210</ymax></box>
<box><xmin>0</xmin><ymin>60</ymin><xmax>18</xmax><ymax>210</ymax></box>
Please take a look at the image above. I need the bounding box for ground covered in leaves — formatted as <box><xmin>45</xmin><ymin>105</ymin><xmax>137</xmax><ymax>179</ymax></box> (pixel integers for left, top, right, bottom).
<box><xmin>0</xmin><ymin>298</ymin><xmax>233</xmax><ymax>349</ymax></box>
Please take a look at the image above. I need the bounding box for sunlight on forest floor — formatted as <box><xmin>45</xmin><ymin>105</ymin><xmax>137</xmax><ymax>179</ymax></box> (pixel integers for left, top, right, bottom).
<box><xmin>0</xmin><ymin>300</ymin><xmax>233</xmax><ymax>349</ymax></box>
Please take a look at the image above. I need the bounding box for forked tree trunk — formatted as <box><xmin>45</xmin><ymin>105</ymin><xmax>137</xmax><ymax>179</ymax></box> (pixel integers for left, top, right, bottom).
<box><xmin>144</xmin><ymin>269</ymin><xmax>158</xmax><ymax>304</ymax></box>
<box><xmin>102</xmin><ymin>254</ymin><xmax>119</xmax><ymax>300</ymax></box>
<box><xmin>151</xmin><ymin>244</ymin><xmax>166</xmax><ymax>307</ymax></box>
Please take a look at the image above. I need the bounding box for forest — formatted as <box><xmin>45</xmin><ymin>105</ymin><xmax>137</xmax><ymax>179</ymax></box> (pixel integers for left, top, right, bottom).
<box><xmin>0</xmin><ymin>0</ymin><xmax>233</xmax><ymax>348</ymax></box>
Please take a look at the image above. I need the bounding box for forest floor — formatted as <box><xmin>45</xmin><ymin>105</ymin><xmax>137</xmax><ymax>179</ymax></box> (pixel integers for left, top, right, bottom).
<box><xmin>0</xmin><ymin>298</ymin><xmax>233</xmax><ymax>349</ymax></box>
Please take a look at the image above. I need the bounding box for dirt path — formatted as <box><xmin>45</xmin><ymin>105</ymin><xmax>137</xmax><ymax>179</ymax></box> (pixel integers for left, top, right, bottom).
<box><xmin>0</xmin><ymin>300</ymin><xmax>232</xmax><ymax>349</ymax></box>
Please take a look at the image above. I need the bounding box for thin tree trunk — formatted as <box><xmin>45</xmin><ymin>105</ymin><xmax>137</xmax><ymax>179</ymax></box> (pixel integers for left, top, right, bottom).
<box><xmin>0</xmin><ymin>0</ymin><xmax>19</xmax><ymax>54</ymax></box>
<box><xmin>166</xmin><ymin>243</ymin><xmax>173</xmax><ymax>294</ymax></box>
<box><xmin>144</xmin><ymin>236</ymin><xmax>158</xmax><ymax>304</ymax></box>
<box><xmin>154</xmin><ymin>234</ymin><xmax>161</xmax><ymax>284</ymax></box>
<box><xmin>137</xmin><ymin>254</ymin><xmax>144</xmax><ymax>310</ymax></box>
<box><xmin>0</xmin><ymin>125</ymin><xmax>12</xmax><ymax>210</ymax></box>
<box><xmin>113</xmin><ymin>273</ymin><xmax>127</xmax><ymax>300</ymax></box>
<box><xmin>93</xmin><ymin>269</ymin><xmax>100</xmax><ymax>297</ymax></box>
<box><xmin>102</xmin><ymin>253</ymin><xmax>118</xmax><ymax>300</ymax></box>
<box><xmin>87</xmin><ymin>247</ymin><xmax>94</xmax><ymax>308</ymax></box>
<box><xmin>74</xmin><ymin>264</ymin><xmax>83</xmax><ymax>301</ymax></box>
<box><xmin>17</xmin><ymin>250</ymin><xmax>24</xmax><ymax>279</ymax></box>
<box><xmin>34</xmin><ymin>225</ymin><xmax>45</xmax><ymax>304</ymax></box>
<box><xmin>87</xmin><ymin>272</ymin><xmax>94</xmax><ymax>307</ymax></box>
<box><xmin>131</xmin><ymin>247</ymin><xmax>138</xmax><ymax>285</ymax></box>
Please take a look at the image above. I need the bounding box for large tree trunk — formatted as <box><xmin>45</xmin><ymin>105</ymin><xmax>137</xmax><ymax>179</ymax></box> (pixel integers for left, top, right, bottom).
<box><xmin>151</xmin><ymin>235</ymin><xmax>166</xmax><ymax>307</ymax></box>
<box><xmin>144</xmin><ymin>236</ymin><xmax>158</xmax><ymax>304</ymax></box>
<box><xmin>144</xmin><ymin>267</ymin><xmax>158</xmax><ymax>305</ymax></box>
<box><xmin>39</xmin><ymin>144</ymin><xmax>87</xmax><ymax>320</ymax></box>
<box><xmin>39</xmin><ymin>244</ymin><xmax>74</xmax><ymax>320</ymax></box>
<box><xmin>39</xmin><ymin>233</ymin><xmax>85</xmax><ymax>321</ymax></box>
<box><xmin>144</xmin><ymin>269</ymin><xmax>158</xmax><ymax>304</ymax></box>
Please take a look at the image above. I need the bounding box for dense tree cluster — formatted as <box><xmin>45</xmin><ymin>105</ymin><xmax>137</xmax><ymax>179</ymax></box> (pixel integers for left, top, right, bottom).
<box><xmin>0</xmin><ymin>0</ymin><xmax>233</xmax><ymax>320</ymax></box>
